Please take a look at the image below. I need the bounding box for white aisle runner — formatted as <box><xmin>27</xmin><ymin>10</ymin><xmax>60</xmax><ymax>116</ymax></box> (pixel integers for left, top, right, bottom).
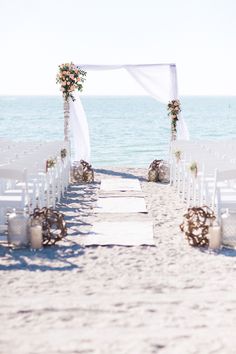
<box><xmin>100</xmin><ymin>178</ymin><xmax>141</xmax><ymax>191</ymax></box>
<box><xmin>95</xmin><ymin>197</ymin><xmax>147</xmax><ymax>213</ymax></box>
<box><xmin>83</xmin><ymin>178</ymin><xmax>154</xmax><ymax>246</ymax></box>
<box><xmin>84</xmin><ymin>221</ymin><xmax>153</xmax><ymax>246</ymax></box>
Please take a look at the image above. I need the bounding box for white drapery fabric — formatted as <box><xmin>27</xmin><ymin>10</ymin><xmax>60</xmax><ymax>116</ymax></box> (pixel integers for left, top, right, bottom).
<box><xmin>69</xmin><ymin>63</ymin><xmax>190</xmax><ymax>161</ymax></box>
<box><xmin>69</xmin><ymin>92</ymin><xmax>91</xmax><ymax>162</ymax></box>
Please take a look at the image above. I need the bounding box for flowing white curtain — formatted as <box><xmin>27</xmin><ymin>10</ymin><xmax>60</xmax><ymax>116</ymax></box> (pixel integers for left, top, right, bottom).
<box><xmin>69</xmin><ymin>92</ymin><xmax>91</xmax><ymax>162</ymax></box>
<box><xmin>126</xmin><ymin>64</ymin><xmax>189</xmax><ymax>140</ymax></box>
<box><xmin>126</xmin><ymin>64</ymin><xmax>176</xmax><ymax>103</ymax></box>
<box><xmin>69</xmin><ymin>63</ymin><xmax>190</xmax><ymax>161</ymax></box>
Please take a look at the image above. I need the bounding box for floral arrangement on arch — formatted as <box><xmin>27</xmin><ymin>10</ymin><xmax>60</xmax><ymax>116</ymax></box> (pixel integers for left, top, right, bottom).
<box><xmin>56</xmin><ymin>62</ymin><xmax>87</xmax><ymax>101</ymax></box>
<box><xmin>167</xmin><ymin>99</ymin><xmax>181</xmax><ymax>139</ymax></box>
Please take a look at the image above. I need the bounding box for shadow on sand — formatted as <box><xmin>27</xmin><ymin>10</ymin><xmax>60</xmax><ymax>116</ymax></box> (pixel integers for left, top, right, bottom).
<box><xmin>0</xmin><ymin>240</ymin><xmax>85</xmax><ymax>271</ymax></box>
<box><xmin>219</xmin><ymin>247</ymin><xmax>236</xmax><ymax>257</ymax></box>
<box><xmin>0</xmin><ymin>182</ymin><xmax>100</xmax><ymax>271</ymax></box>
<box><xmin>57</xmin><ymin>183</ymin><xmax>97</xmax><ymax>236</ymax></box>
<box><xmin>95</xmin><ymin>168</ymin><xmax>146</xmax><ymax>181</ymax></box>
<box><xmin>201</xmin><ymin>246</ymin><xmax>236</xmax><ymax>257</ymax></box>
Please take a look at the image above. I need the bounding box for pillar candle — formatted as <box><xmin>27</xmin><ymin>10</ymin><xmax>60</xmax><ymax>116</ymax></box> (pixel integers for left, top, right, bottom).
<box><xmin>208</xmin><ymin>225</ymin><xmax>221</xmax><ymax>250</ymax></box>
<box><xmin>30</xmin><ymin>225</ymin><xmax>43</xmax><ymax>249</ymax></box>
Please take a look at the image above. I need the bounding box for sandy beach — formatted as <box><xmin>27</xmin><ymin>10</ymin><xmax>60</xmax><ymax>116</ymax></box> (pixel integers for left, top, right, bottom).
<box><xmin>1</xmin><ymin>167</ymin><xmax>236</xmax><ymax>354</ymax></box>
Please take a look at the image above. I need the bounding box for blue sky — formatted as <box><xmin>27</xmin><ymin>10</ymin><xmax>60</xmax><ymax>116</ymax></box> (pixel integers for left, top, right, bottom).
<box><xmin>1</xmin><ymin>0</ymin><xmax>236</xmax><ymax>95</ymax></box>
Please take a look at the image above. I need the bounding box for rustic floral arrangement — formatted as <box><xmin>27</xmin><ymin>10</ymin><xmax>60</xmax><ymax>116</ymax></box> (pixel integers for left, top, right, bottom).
<box><xmin>167</xmin><ymin>99</ymin><xmax>181</xmax><ymax>140</ymax></box>
<box><xmin>56</xmin><ymin>62</ymin><xmax>87</xmax><ymax>101</ymax></box>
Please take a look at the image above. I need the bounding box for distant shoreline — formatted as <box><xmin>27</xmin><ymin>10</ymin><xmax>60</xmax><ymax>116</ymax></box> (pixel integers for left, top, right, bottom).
<box><xmin>1</xmin><ymin>94</ymin><xmax>236</xmax><ymax>98</ymax></box>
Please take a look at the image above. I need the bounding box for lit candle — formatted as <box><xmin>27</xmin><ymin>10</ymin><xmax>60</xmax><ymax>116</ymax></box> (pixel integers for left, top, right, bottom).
<box><xmin>208</xmin><ymin>225</ymin><xmax>221</xmax><ymax>250</ymax></box>
<box><xmin>30</xmin><ymin>225</ymin><xmax>43</xmax><ymax>249</ymax></box>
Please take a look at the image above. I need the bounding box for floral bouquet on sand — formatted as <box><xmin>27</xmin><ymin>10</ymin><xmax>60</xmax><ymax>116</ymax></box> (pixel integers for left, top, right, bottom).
<box><xmin>167</xmin><ymin>99</ymin><xmax>181</xmax><ymax>140</ymax></box>
<box><xmin>56</xmin><ymin>62</ymin><xmax>87</xmax><ymax>101</ymax></box>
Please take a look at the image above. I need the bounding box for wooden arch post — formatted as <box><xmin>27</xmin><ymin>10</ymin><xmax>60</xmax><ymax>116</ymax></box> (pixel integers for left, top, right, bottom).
<box><xmin>64</xmin><ymin>99</ymin><xmax>70</xmax><ymax>142</ymax></box>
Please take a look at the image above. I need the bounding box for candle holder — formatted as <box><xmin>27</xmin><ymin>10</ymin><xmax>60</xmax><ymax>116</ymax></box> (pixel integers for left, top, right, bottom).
<box><xmin>221</xmin><ymin>209</ymin><xmax>236</xmax><ymax>248</ymax></box>
<box><xmin>208</xmin><ymin>223</ymin><xmax>222</xmax><ymax>250</ymax></box>
<box><xmin>7</xmin><ymin>208</ymin><xmax>29</xmax><ymax>248</ymax></box>
<box><xmin>29</xmin><ymin>218</ymin><xmax>43</xmax><ymax>250</ymax></box>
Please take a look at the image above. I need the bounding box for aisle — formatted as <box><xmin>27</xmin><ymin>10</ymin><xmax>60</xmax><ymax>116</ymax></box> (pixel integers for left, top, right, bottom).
<box><xmin>82</xmin><ymin>178</ymin><xmax>154</xmax><ymax>246</ymax></box>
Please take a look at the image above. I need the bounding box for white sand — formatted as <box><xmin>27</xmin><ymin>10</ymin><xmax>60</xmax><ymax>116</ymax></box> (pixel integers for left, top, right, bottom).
<box><xmin>1</xmin><ymin>167</ymin><xmax>236</xmax><ymax>354</ymax></box>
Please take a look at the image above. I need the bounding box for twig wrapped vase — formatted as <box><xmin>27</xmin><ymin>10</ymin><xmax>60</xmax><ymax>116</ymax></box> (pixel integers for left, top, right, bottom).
<box><xmin>180</xmin><ymin>206</ymin><xmax>216</xmax><ymax>247</ymax></box>
<box><xmin>148</xmin><ymin>160</ymin><xmax>162</xmax><ymax>182</ymax></box>
<box><xmin>72</xmin><ymin>160</ymin><xmax>94</xmax><ymax>183</ymax></box>
<box><xmin>30</xmin><ymin>208</ymin><xmax>67</xmax><ymax>246</ymax></box>
<box><xmin>158</xmin><ymin>161</ymin><xmax>170</xmax><ymax>183</ymax></box>
<box><xmin>148</xmin><ymin>160</ymin><xmax>170</xmax><ymax>183</ymax></box>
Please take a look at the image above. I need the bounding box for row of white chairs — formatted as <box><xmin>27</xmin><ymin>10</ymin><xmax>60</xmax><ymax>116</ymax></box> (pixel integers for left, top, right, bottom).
<box><xmin>170</xmin><ymin>140</ymin><xmax>236</xmax><ymax>223</ymax></box>
<box><xmin>0</xmin><ymin>140</ymin><xmax>71</xmax><ymax>229</ymax></box>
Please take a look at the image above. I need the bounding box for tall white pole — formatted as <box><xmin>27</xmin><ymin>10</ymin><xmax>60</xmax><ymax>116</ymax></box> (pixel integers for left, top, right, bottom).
<box><xmin>64</xmin><ymin>99</ymin><xmax>70</xmax><ymax>142</ymax></box>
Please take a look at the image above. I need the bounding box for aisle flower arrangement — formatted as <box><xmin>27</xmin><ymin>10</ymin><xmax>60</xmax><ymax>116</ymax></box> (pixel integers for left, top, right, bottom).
<box><xmin>167</xmin><ymin>99</ymin><xmax>181</xmax><ymax>140</ymax></box>
<box><xmin>190</xmin><ymin>161</ymin><xmax>198</xmax><ymax>178</ymax></box>
<box><xmin>56</xmin><ymin>62</ymin><xmax>87</xmax><ymax>101</ymax></box>
<box><xmin>174</xmin><ymin>149</ymin><xmax>182</xmax><ymax>162</ymax></box>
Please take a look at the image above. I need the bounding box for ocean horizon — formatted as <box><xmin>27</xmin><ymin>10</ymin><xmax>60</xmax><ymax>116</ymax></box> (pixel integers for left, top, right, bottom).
<box><xmin>1</xmin><ymin>95</ymin><xmax>236</xmax><ymax>167</ymax></box>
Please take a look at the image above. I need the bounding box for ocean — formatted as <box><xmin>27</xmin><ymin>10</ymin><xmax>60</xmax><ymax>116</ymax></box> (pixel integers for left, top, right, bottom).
<box><xmin>0</xmin><ymin>95</ymin><xmax>236</xmax><ymax>167</ymax></box>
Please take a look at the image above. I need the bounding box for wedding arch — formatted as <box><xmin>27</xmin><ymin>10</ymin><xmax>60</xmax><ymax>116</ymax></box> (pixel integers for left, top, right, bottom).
<box><xmin>57</xmin><ymin>63</ymin><xmax>189</xmax><ymax>162</ymax></box>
